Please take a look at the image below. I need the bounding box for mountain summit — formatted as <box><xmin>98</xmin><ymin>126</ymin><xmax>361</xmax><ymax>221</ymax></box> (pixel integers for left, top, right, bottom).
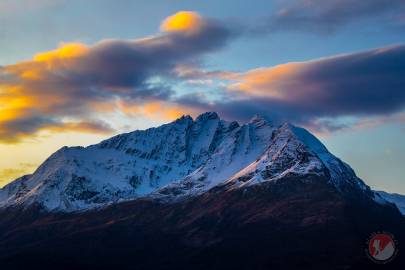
<box><xmin>0</xmin><ymin>112</ymin><xmax>383</xmax><ymax>211</ymax></box>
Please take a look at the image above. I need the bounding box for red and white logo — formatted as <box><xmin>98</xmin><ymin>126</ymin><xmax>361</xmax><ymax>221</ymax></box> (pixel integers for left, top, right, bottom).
<box><xmin>366</xmin><ymin>232</ymin><xmax>398</xmax><ymax>263</ymax></box>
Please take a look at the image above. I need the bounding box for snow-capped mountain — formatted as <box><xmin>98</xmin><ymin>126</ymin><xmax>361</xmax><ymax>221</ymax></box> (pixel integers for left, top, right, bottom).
<box><xmin>1</xmin><ymin>112</ymin><xmax>404</xmax><ymax>269</ymax></box>
<box><xmin>376</xmin><ymin>191</ymin><xmax>405</xmax><ymax>215</ymax></box>
<box><xmin>0</xmin><ymin>112</ymin><xmax>385</xmax><ymax>212</ymax></box>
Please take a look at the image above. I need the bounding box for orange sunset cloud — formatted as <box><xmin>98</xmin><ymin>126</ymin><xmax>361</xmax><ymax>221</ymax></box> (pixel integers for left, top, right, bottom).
<box><xmin>228</xmin><ymin>63</ymin><xmax>304</xmax><ymax>99</ymax></box>
<box><xmin>161</xmin><ymin>11</ymin><xmax>205</xmax><ymax>34</ymax></box>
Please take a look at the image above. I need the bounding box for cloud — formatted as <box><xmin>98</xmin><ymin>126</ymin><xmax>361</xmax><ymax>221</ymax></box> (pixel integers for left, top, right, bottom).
<box><xmin>0</xmin><ymin>11</ymin><xmax>234</xmax><ymax>143</ymax></box>
<box><xmin>46</xmin><ymin>121</ymin><xmax>114</xmax><ymax>134</ymax></box>
<box><xmin>174</xmin><ymin>64</ymin><xmax>237</xmax><ymax>80</ymax></box>
<box><xmin>174</xmin><ymin>44</ymin><xmax>405</xmax><ymax>131</ymax></box>
<box><xmin>264</xmin><ymin>0</ymin><xmax>405</xmax><ymax>33</ymax></box>
<box><xmin>161</xmin><ymin>11</ymin><xmax>205</xmax><ymax>34</ymax></box>
<box><xmin>303</xmin><ymin>112</ymin><xmax>405</xmax><ymax>136</ymax></box>
<box><xmin>117</xmin><ymin>100</ymin><xmax>193</xmax><ymax>121</ymax></box>
<box><xmin>1</xmin><ymin>9</ymin><xmax>404</xmax><ymax>141</ymax></box>
<box><xmin>230</xmin><ymin>45</ymin><xmax>405</xmax><ymax>117</ymax></box>
<box><xmin>0</xmin><ymin>114</ymin><xmax>114</xmax><ymax>143</ymax></box>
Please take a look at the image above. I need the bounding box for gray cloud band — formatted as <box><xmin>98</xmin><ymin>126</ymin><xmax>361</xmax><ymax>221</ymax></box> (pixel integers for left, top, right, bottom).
<box><xmin>174</xmin><ymin>45</ymin><xmax>405</xmax><ymax>131</ymax></box>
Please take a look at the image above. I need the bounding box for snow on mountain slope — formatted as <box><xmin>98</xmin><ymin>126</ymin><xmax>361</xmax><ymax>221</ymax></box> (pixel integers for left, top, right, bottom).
<box><xmin>217</xmin><ymin>123</ymin><xmax>370</xmax><ymax>194</ymax></box>
<box><xmin>0</xmin><ymin>112</ymin><xmax>372</xmax><ymax>212</ymax></box>
<box><xmin>376</xmin><ymin>191</ymin><xmax>405</xmax><ymax>215</ymax></box>
<box><xmin>153</xmin><ymin>115</ymin><xmax>275</xmax><ymax>199</ymax></box>
<box><xmin>0</xmin><ymin>112</ymin><xmax>273</xmax><ymax>211</ymax></box>
<box><xmin>152</xmin><ymin>121</ymin><xmax>371</xmax><ymax>201</ymax></box>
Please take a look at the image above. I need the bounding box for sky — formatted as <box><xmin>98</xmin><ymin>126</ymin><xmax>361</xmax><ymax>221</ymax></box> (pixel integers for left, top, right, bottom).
<box><xmin>0</xmin><ymin>0</ymin><xmax>405</xmax><ymax>193</ymax></box>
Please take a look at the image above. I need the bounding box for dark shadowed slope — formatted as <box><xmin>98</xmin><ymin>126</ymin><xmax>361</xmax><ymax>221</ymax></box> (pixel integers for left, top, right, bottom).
<box><xmin>0</xmin><ymin>173</ymin><xmax>404</xmax><ymax>270</ymax></box>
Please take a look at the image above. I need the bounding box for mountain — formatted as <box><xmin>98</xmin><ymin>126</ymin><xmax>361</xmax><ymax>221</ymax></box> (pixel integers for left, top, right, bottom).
<box><xmin>0</xmin><ymin>112</ymin><xmax>377</xmax><ymax>211</ymax></box>
<box><xmin>377</xmin><ymin>191</ymin><xmax>405</xmax><ymax>215</ymax></box>
<box><xmin>0</xmin><ymin>112</ymin><xmax>404</xmax><ymax>269</ymax></box>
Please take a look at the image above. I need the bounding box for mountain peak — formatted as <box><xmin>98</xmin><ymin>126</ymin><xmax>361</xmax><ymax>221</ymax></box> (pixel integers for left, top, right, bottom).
<box><xmin>249</xmin><ymin>114</ymin><xmax>270</xmax><ymax>127</ymax></box>
<box><xmin>174</xmin><ymin>114</ymin><xmax>193</xmax><ymax>124</ymax></box>
<box><xmin>195</xmin><ymin>111</ymin><xmax>219</xmax><ymax>122</ymax></box>
<box><xmin>249</xmin><ymin>114</ymin><xmax>265</xmax><ymax>121</ymax></box>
